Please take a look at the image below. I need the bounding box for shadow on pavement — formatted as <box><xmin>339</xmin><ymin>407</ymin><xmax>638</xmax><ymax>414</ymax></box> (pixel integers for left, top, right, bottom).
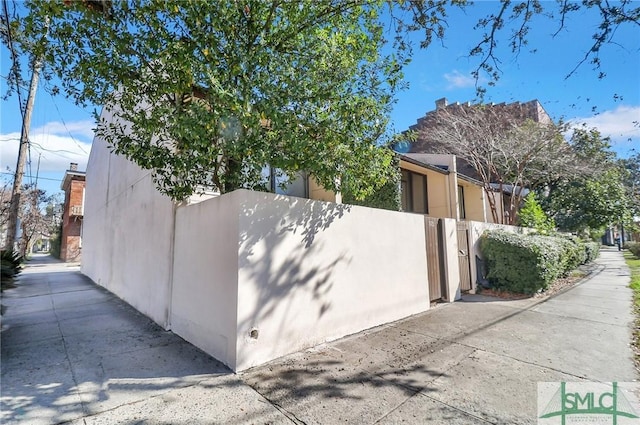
<box><xmin>1</xmin><ymin>258</ymin><xmax>233</xmax><ymax>424</ymax></box>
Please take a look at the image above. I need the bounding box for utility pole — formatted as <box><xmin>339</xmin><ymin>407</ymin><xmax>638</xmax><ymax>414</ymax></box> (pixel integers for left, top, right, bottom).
<box><xmin>4</xmin><ymin>55</ymin><xmax>42</xmax><ymax>251</ymax></box>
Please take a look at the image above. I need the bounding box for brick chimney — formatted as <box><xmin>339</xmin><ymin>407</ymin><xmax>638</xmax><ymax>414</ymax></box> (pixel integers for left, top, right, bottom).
<box><xmin>435</xmin><ymin>98</ymin><xmax>448</xmax><ymax>109</ymax></box>
<box><xmin>70</xmin><ymin>162</ymin><xmax>78</xmax><ymax>171</ymax></box>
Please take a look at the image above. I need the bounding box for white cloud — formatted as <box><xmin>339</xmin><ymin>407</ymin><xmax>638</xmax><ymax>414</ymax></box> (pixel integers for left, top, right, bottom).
<box><xmin>567</xmin><ymin>105</ymin><xmax>640</xmax><ymax>145</ymax></box>
<box><xmin>0</xmin><ymin>120</ymin><xmax>93</xmax><ymax>173</ymax></box>
<box><xmin>443</xmin><ymin>70</ymin><xmax>476</xmax><ymax>90</ymax></box>
<box><xmin>33</xmin><ymin>119</ymin><xmax>96</xmax><ymax>140</ymax></box>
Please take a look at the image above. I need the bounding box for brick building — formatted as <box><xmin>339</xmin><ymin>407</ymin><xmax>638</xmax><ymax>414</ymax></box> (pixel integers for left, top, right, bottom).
<box><xmin>407</xmin><ymin>98</ymin><xmax>553</xmax><ymax>179</ymax></box>
<box><xmin>60</xmin><ymin>163</ymin><xmax>86</xmax><ymax>262</ymax></box>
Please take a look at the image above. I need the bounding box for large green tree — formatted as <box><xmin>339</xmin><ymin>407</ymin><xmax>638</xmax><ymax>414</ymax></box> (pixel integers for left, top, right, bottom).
<box><xmin>11</xmin><ymin>1</ymin><xmax>639</xmax><ymax>202</ymax></box>
<box><xmin>543</xmin><ymin>128</ymin><xmax>634</xmax><ymax>233</ymax></box>
<box><xmin>23</xmin><ymin>0</ymin><xmax>420</xmax><ymax>200</ymax></box>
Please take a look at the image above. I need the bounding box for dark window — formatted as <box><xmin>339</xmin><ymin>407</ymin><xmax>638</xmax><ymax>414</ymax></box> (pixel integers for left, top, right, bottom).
<box><xmin>401</xmin><ymin>169</ymin><xmax>428</xmax><ymax>214</ymax></box>
<box><xmin>401</xmin><ymin>170</ymin><xmax>411</xmax><ymax>211</ymax></box>
<box><xmin>458</xmin><ymin>185</ymin><xmax>466</xmax><ymax>219</ymax></box>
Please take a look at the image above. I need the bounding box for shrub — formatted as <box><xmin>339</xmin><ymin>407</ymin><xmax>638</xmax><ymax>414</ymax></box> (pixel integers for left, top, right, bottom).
<box><xmin>480</xmin><ymin>231</ymin><xmax>565</xmax><ymax>294</ymax></box>
<box><xmin>480</xmin><ymin>231</ymin><xmax>598</xmax><ymax>294</ymax></box>
<box><xmin>49</xmin><ymin>222</ymin><xmax>63</xmax><ymax>259</ymax></box>
<box><xmin>584</xmin><ymin>242</ymin><xmax>601</xmax><ymax>262</ymax></box>
<box><xmin>1</xmin><ymin>249</ymin><xmax>23</xmax><ymax>291</ymax></box>
<box><xmin>628</xmin><ymin>242</ymin><xmax>640</xmax><ymax>259</ymax></box>
<box><xmin>517</xmin><ymin>193</ymin><xmax>555</xmax><ymax>235</ymax></box>
<box><xmin>556</xmin><ymin>234</ymin><xmax>587</xmax><ymax>274</ymax></box>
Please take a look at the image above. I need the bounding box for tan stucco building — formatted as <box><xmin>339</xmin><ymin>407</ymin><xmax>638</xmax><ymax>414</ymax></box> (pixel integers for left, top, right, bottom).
<box><xmin>399</xmin><ymin>153</ymin><xmax>504</xmax><ymax>223</ymax></box>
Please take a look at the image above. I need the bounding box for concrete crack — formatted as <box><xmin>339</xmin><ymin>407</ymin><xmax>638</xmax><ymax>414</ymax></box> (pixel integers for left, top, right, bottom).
<box><xmin>50</xmin><ymin>277</ymin><xmax>90</xmax><ymax>418</ymax></box>
<box><xmin>243</xmin><ymin>383</ymin><xmax>307</xmax><ymax>425</ymax></box>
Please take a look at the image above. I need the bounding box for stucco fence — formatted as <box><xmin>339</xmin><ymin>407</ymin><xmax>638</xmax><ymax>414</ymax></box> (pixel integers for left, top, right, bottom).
<box><xmin>170</xmin><ymin>189</ymin><xmax>434</xmax><ymax>371</ymax></box>
<box><xmin>170</xmin><ymin>191</ymin><xmax>529</xmax><ymax>371</ymax></box>
<box><xmin>83</xmin><ymin>178</ymin><xmax>522</xmax><ymax>371</ymax></box>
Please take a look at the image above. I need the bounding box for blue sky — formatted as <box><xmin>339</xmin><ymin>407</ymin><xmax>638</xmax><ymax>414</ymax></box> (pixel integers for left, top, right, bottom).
<box><xmin>391</xmin><ymin>2</ymin><xmax>640</xmax><ymax>151</ymax></box>
<box><xmin>1</xmin><ymin>2</ymin><xmax>639</xmax><ymax>197</ymax></box>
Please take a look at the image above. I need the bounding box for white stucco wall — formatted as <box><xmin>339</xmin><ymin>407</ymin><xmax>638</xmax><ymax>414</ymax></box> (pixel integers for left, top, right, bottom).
<box><xmin>170</xmin><ymin>191</ymin><xmax>241</xmax><ymax>368</ymax></box>
<box><xmin>235</xmin><ymin>191</ymin><xmax>429</xmax><ymax>371</ymax></box>
<box><xmin>82</xmin><ymin>108</ymin><xmax>176</xmax><ymax>328</ymax></box>
<box><xmin>171</xmin><ymin>189</ymin><xmax>430</xmax><ymax>371</ymax></box>
<box><xmin>439</xmin><ymin>218</ymin><xmax>462</xmax><ymax>302</ymax></box>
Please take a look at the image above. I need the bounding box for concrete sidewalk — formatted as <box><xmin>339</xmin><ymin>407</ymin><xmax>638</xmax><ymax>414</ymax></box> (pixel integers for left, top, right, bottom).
<box><xmin>1</xmin><ymin>248</ymin><xmax>637</xmax><ymax>424</ymax></box>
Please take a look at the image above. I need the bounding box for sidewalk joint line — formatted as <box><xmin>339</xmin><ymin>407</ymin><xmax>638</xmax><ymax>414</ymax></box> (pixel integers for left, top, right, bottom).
<box><xmin>49</xmin><ymin>277</ymin><xmax>91</xmax><ymax>418</ymax></box>
<box><xmin>243</xmin><ymin>383</ymin><xmax>306</xmax><ymax>424</ymax></box>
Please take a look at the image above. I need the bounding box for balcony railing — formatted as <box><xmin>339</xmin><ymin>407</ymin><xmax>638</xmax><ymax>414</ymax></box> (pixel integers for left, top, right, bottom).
<box><xmin>70</xmin><ymin>205</ymin><xmax>84</xmax><ymax>216</ymax></box>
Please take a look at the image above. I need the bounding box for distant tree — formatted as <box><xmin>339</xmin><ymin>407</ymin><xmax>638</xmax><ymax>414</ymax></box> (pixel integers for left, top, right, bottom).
<box><xmin>543</xmin><ymin>128</ymin><xmax>634</xmax><ymax>234</ymax></box>
<box><xmin>17</xmin><ymin>185</ymin><xmax>58</xmax><ymax>257</ymax></box>
<box><xmin>545</xmin><ymin>168</ymin><xmax>631</xmax><ymax>234</ymax></box>
<box><xmin>620</xmin><ymin>150</ymin><xmax>640</xmax><ymax>219</ymax></box>
<box><xmin>48</xmin><ymin>221</ymin><xmax>62</xmax><ymax>259</ymax></box>
<box><xmin>517</xmin><ymin>193</ymin><xmax>555</xmax><ymax>234</ymax></box>
<box><xmin>0</xmin><ymin>179</ymin><xmax>11</xmax><ymax>229</ymax></box>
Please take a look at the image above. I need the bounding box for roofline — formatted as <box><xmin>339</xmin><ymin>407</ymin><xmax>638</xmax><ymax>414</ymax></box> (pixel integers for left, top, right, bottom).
<box><xmin>398</xmin><ymin>153</ymin><xmax>493</xmax><ymax>189</ymax></box>
<box><xmin>457</xmin><ymin>172</ymin><xmax>487</xmax><ymax>188</ymax></box>
<box><xmin>396</xmin><ymin>153</ymin><xmax>449</xmax><ymax>175</ymax></box>
<box><xmin>60</xmin><ymin>170</ymin><xmax>86</xmax><ymax>190</ymax></box>
<box><xmin>64</xmin><ymin>170</ymin><xmax>86</xmax><ymax>177</ymax></box>
<box><xmin>408</xmin><ymin>98</ymin><xmax>553</xmax><ymax>133</ymax></box>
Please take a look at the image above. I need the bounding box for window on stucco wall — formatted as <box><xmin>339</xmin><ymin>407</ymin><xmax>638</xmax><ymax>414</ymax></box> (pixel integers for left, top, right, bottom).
<box><xmin>261</xmin><ymin>166</ymin><xmax>309</xmax><ymax>198</ymax></box>
<box><xmin>458</xmin><ymin>185</ymin><xmax>466</xmax><ymax>219</ymax></box>
<box><xmin>401</xmin><ymin>169</ymin><xmax>428</xmax><ymax>214</ymax></box>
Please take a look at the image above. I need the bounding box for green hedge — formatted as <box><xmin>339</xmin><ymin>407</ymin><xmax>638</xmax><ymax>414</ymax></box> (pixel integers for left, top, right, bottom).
<box><xmin>556</xmin><ymin>235</ymin><xmax>586</xmax><ymax>276</ymax></box>
<box><xmin>49</xmin><ymin>222</ymin><xmax>63</xmax><ymax>259</ymax></box>
<box><xmin>626</xmin><ymin>242</ymin><xmax>640</xmax><ymax>259</ymax></box>
<box><xmin>480</xmin><ymin>231</ymin><xmax>599</xmax><ymax>294</ymax></box>
<box><xmin>584</xmin><ymin>242</ymin><xmax>601</xmax><ymax>262</ymax></box>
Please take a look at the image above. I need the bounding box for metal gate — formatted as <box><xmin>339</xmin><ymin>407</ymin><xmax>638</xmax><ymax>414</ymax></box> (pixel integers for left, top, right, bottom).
<box><xmin>425</xmin><ymin>217</ymin><xmax>446</xmax><ymax>301</ymax></box>
<box><xmin>457</xmin><ymin>221</ymin><xmax>472</xmax><ymax>291</ymax></box>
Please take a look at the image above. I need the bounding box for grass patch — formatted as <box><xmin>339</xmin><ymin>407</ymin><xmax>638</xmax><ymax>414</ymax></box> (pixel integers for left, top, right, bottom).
<box><xmin>624</xmin><ymin>251</ymin><xmax>640</xmax><ymax>367</ymax></box>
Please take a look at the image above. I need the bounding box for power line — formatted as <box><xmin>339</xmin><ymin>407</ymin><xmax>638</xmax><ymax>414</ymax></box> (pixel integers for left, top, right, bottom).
<box><xmin>48</xmin><ymin>92</ymin><xmax>89</xmax><ymax>154</ymax></box>
<box><xmin>1</xmin><ymin>138</ymin><xmax>88</xmax><ymax>158</ymax></box>
<box><xmin>1</xmin><ymin>0</ymin><xmax>25</xmax><ymax>120</ymax></box>
<box><xmin>28</xmin><ymin>140</ymin><xmax>86</xmax><ymax>158</ymax></box>
<box><xmin>1</xmin><ymin>171</ymin><xmax>62</xmax><ymax>182</ymax></box>
<box><xmin>0</xmin><ymin>73</ymin><xmax>28</xmax><ymax>90</ymax></box>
